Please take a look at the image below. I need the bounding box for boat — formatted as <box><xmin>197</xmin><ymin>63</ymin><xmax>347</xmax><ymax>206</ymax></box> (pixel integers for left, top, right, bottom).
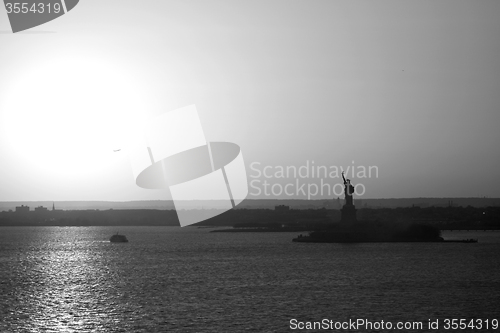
<box><xmin>110</xmin><ymin>233</ymin><xmax>128</xmax><ymax>243</ymax></box>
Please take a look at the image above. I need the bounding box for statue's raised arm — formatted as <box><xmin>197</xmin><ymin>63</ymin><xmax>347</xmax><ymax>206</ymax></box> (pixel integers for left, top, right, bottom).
<box><xmin>342</xmin><ymin>171</ymin><xmax>347</xmax><ymax>184</ymax></box>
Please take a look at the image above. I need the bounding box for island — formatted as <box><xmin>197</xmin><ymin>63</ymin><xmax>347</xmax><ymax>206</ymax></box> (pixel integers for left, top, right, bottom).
<box><xmin>293</xmin><ymin>172</ymin><xmax>477</xmax><ymax>243</ymax></box>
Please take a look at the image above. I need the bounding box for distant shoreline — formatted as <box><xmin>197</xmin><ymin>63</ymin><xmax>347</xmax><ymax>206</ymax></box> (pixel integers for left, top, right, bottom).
<box><xmin>1</xmin><ymin>205</ymin><xmax>499</xmax><ymax>229</ymax></box>
<box><xmin>0</xmin><ymin>197</ymin><xmax>499</xmax><ymax>211</ymax></box>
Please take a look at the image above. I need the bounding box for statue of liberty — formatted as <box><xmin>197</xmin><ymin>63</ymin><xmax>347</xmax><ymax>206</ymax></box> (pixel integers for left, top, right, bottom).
<box><xmin>342</xmin><ymin>171</ymin><xmax>355</xmax><ymax>207</ymax></box>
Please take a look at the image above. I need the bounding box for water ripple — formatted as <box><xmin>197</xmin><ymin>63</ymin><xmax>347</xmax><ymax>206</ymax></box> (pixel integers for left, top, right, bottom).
<box><xmin>0</xmin><ymin>228</ymin><xmax>499</xmax><ymax>332</ymax></box>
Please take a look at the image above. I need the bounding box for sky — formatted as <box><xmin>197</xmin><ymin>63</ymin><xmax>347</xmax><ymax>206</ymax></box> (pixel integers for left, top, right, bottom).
<box><xmin>0</xmin><ymin>0</ymin><xmax>499</xmax><ymax>201</ymax></box>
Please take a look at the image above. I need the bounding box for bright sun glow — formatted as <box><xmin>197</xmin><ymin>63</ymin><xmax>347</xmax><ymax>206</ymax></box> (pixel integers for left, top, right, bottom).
<box><xmin>1</xmin><ymin>54</ymin><xmax>147</xmax><ymax>180</ymax></box>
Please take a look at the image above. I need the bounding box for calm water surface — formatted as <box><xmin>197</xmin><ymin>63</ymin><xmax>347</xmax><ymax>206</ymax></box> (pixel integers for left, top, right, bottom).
<box><xmin>0</xmin><ymin>227</ymin><xmax>499</xmax><ymax>332</ymax></box>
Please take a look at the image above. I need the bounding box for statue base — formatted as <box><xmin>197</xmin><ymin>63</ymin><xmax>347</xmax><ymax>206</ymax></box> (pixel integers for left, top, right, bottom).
<box><xmin>341</xmin><ymin>205</ymin><xmax>357</xmax><ymax>223</ymax></box>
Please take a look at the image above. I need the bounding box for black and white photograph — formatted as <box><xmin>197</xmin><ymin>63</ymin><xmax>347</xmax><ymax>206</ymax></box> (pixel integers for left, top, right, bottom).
<box><xmin>1</xmin><ymin>1</ymin><xmax>499</xmax><ymax>332</ymax></box>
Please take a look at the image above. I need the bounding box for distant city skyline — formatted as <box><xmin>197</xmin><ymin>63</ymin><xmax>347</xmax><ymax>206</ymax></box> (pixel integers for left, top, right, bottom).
<box><xmin>0</xmin><ymin>1</ymin><xmax>499</xmax><ymax>201</ymax></box>
<box><xmin>1</xmin><ymin>197</ymin><xmax>499</xmax><ymax>213</ymax></box>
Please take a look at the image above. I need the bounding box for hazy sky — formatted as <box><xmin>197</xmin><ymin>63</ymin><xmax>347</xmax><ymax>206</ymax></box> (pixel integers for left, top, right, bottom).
<box><xmin>1</xmin><ymin>0</ymin><xmax>499</xmax><ymax>201</ymax></box>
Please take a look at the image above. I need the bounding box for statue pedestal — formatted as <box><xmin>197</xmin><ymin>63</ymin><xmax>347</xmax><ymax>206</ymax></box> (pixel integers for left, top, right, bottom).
<box><xmin>341</xmin><ymin>204</ymin><xmax>357</xmax><ymax>223</ymax></box>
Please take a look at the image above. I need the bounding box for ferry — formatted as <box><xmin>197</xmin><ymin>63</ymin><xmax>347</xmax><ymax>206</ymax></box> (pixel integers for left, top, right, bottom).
<box><xmin>110</xmin><ymin>233</ymin><xmax>128</xmax><ymax>243</ymax></box>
